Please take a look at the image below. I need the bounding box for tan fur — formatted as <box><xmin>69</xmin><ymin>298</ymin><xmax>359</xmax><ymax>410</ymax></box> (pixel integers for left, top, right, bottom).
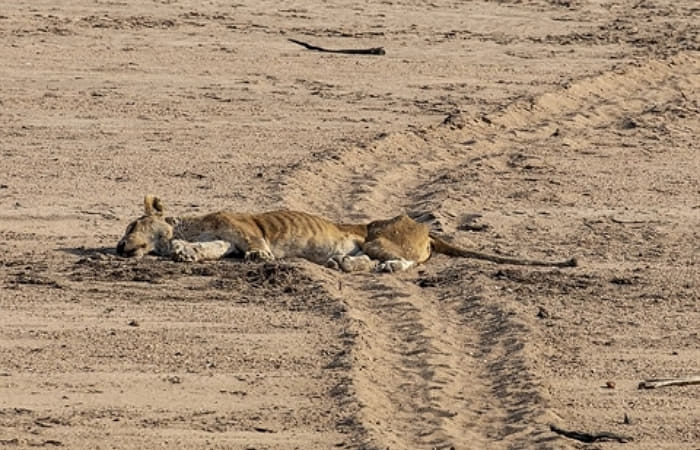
<box><xmin>116</xmin><ymin>196</ymin><xmax>577</xmax><ymax>272</ymax></box>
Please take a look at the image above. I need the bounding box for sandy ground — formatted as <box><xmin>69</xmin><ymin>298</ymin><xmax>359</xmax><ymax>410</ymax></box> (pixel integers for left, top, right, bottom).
<box><xmin>1</xmin><ymin>0</ymin><xmax>698</xmax><ymax>448</ymax></box>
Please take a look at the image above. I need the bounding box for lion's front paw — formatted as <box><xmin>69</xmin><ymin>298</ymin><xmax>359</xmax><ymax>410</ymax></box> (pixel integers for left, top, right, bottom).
<box><xmin>244</xmin><ymin>248</ymin><xmax>275</xmax><ymax>262</ymax></box>
<box><xmin>171</xmin><ymin>240</ymin><xmax>199</xmax><ymax>262</ymax></box>
<box><xmin>377</xmin><ymin>259</ymin><xmax>415</xmax><ymax>273</ymax></box>
<box><xmin>325</xmin><ymin>257</ymin><xmax>341</xmax><ymax>271</ymax></box>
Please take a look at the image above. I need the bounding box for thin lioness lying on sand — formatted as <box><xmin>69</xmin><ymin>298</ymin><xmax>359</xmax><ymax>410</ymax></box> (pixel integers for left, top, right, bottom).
<box><xmin>116</xmin><ymin>195</ymin><xmax>577</xmax><ymax>272</ymax></box>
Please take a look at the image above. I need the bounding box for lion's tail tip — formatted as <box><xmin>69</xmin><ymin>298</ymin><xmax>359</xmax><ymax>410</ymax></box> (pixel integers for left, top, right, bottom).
<box><xmin>564</xmin><ymin>257</ymin><xmax>578</xmax><ymax>267</ymax></box>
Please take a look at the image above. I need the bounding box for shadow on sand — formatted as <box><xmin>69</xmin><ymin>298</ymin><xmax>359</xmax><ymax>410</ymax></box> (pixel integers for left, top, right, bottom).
<box><xmin>59</xmin><ymin>246</ymin><xmax>117</xmax><ymax>257</ymax></box>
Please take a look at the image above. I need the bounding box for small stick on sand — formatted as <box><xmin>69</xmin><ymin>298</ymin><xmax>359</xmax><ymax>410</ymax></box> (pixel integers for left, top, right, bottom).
<box><xmin>288</xmin><ymin>38</ymin><xmax>385</xmax><ymax>55</ymax></box>
<box><xmin>550</xmin><ymin>424</ymin><xmax>632</xmax><ymax>443</ymax></box>
<box><xmin>638</xmin><ymin>375</ymin><xmax>700</xmax><ymax>389</ymax></box>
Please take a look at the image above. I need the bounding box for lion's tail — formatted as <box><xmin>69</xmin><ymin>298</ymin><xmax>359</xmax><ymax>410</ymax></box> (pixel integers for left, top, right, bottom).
<box><xmin>429</xmin><ymin>234</ymin><xmax>577</xmax><ymax>267</ymax></box>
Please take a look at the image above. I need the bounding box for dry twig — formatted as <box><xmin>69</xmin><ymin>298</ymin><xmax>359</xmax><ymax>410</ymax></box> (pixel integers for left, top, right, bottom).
<box><xmin>288</xmin><ymin>38</ymin><xmax>385</xmax><ymax>55</ymax></box>
<box><xmin>638</xmin><ymin>375</ymin><xmax>700</xmax><ymax>389</ymax></box>
<box><xmin>550</xmin><ymin>424</ymin><xmax>632</xmax><ymax>443</ymax></box>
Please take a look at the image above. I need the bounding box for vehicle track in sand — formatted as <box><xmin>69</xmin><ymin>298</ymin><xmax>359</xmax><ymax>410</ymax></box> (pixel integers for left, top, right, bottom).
<box><xmin>281</xmin><ymin>51</ymin><xmax>699</xmax><ymax>449</ymax></box>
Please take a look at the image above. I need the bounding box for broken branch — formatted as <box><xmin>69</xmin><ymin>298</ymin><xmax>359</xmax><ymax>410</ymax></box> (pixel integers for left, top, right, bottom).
<box><xmin>550</xmin><ymin>424</ymin><xmax>632</xmax><ymax>443</ymax></box>
<box><xmin>288</xmin><ymin>38</ymin><xmax>385</xmax><ymax>55</ymax></box>
<box><xmin>638</xmin><ymin>375</ymin><xmax>700</xmax><ymax>389</ymax></box>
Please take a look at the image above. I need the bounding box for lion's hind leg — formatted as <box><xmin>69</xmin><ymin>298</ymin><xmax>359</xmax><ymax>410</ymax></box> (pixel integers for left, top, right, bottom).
<box><xmin>361</xmin><ymin>237</ymin><xmax>417</xmax><ymax>273</ymax></box>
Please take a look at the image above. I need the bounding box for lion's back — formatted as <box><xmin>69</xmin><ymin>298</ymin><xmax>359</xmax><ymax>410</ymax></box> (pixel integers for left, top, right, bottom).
<box><xmin>224</xmin><ymin>210</ymin><xmax>361</xmax><ymax>263</ymax></box>
<box><xmin>249</xmin><ymin>210</ymin><xmax>339</xmax><ymax>240</ymax></box>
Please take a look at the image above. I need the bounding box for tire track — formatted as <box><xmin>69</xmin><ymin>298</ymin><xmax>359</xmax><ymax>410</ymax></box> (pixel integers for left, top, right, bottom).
<box><xmin>284</xmin><ymin>52</ymin><xmax>697</xmax><ymax>221</ymax></box>
<box><xmin>336</xmin><ymin>274</ymin><xmax>490</xmax><ymax>449</ymax></box>
<box><xmin>406</xmin><ymin>52</ymin><xmax>699</xmax><ymax>222</ymax></box>
<box><xmin>281</xmin><ymin>52</ymin><xmax>698</xmax><ymax>448</ymax></box>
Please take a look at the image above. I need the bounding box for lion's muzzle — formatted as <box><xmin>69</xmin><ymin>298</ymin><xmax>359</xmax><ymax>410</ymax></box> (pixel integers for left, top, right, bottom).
<box><xmin>116</xmin><ymin>239</ymin><xmax>147</xmax><ymax>258</ymax></box>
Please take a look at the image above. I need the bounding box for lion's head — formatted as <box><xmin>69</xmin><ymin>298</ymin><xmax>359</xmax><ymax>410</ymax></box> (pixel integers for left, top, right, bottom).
<box><xmin>116</xmin><ymin>195</ymin><xmax>174</xmax><ymax>258</ymax></box>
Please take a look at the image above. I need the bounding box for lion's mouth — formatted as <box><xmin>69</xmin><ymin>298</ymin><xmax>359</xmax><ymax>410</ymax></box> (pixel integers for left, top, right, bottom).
<box><xmin>116</xmin><ymin>241</ymin><xmax>146</xmax><ymax>258</ymax></box>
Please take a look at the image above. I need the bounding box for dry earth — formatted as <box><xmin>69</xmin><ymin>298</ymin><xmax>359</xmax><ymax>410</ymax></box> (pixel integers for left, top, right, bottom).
<box><xmin>1</xmin><ymin>0</ymin><xmax>698</xmax><ymax>449</ymax></box>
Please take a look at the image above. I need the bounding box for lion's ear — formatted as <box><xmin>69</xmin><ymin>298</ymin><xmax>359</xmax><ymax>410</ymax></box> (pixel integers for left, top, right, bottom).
<box><xmin>152</xmin><ymin>197</ymin><xmax>165</xmax><ymax>215</ymax></box>
<box><xmin>144</xmin><ymin>195</ymin><xmax>165</xmax><ymax>216</ymax></box>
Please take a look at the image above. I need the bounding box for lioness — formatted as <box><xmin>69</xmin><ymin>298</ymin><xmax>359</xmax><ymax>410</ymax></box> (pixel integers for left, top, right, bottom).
<box><xmin>116</xmin><ymin>195</ymin><xmax>577</xmax><ymax>272</ymax></box>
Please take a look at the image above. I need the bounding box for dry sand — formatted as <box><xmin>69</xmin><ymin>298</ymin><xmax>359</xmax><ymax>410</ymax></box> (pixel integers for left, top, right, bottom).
<box><xmin>1</xmin><ymin>0</ymin><xmax>698</xmax><ymax>448</ymax></box>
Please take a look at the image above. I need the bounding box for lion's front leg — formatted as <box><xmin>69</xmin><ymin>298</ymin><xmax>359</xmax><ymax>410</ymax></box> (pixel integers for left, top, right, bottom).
<box><xmin>242</xmin><ymin>236</ymin><xmax>275</xmax><ymax>262</ymax></box>
<box><xmin>171</xmin><ymin>239</ymin><xmax>232</xmax><ymax>262</ymax></box>
<box><xmin>243</xmin><ymin>248</ymin><xmax>275</xmax><ymax>262</ymax></box>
